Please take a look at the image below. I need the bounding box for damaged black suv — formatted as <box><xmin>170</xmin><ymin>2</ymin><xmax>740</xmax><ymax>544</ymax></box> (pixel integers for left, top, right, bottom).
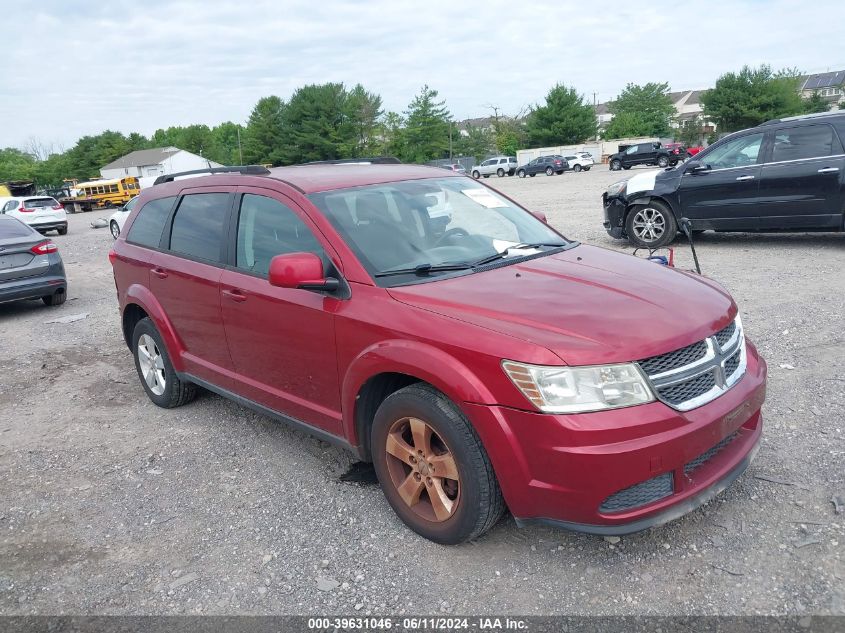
<box><xmin>603</xmin><ymin>111</ymin><xmax>845</xmax><ymax>247</ymax></box>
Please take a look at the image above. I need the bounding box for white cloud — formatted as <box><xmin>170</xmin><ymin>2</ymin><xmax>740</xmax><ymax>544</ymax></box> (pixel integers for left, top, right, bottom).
<box><xmin>1</xmin><ymin>0</ymin><xmax>843</xmax><ymax>149</ymax></box>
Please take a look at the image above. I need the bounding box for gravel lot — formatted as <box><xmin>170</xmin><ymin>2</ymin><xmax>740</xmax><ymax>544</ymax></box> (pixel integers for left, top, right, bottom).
<box><xmin>1</xmin><ymin>167</ymin><xmax>843</xmax><ymax>616</ymax></box>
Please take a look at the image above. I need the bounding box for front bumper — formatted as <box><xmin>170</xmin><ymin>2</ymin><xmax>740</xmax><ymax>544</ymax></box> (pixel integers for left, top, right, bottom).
<box><xmin>464</xmin><ymin>340</ymin><xmax>767</xmax><ymax>534</ymax></box>
<box><xmin>602</xmin><ymin>192</ymin><xmax>627</xmax><ymax>239</ymax></box>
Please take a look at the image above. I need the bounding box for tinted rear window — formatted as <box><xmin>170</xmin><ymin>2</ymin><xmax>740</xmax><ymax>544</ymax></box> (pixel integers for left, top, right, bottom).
<box><xmin>168</xmin><ymin>193</ymin><xmax>229</xmax><ymax>263</ymax></box>
<box><xmin>24</xmin><ymin>198</ymin><xmax>57</xmax><ymax>209</ymax></box>
<box><xmin>0</xmin><ymin>218</ymin><xmax>34</xmax><ymax>239</ymax></box>
<box><xmin>126</xmin><ymin>197</ymin><xmax>175</xmax><ymax>248</ymax></box>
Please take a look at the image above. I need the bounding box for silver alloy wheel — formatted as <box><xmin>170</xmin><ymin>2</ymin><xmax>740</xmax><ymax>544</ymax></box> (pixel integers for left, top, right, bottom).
<box><xmin>631</xmin><ymin>207</ymin><xmax>666</xmax><ymax>243</ymax></box>
<box><xmin>137</xmin><ymin>334</ymin><xmax>166</xmax><ymax>396</ymax></box>
<box><xmin>110</xmin><ymin>221</ymin><xmax>120</xmax><ymax>239</ymax></box>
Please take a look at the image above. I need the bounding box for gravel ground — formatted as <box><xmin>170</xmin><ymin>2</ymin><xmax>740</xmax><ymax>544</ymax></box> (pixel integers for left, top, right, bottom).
<box><xmin>0</xmin><ymin>167</ymin><xmax>843</xmax><ymax>616</ymax></box>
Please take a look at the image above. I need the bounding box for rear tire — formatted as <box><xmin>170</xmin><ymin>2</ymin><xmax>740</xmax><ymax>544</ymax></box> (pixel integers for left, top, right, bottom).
<box><xmin>132</xmin><ymin>317</ymin><xmax>196</xmax><ymax>408</ymax></box>
<box><xmin>517</xmin><ymin>169</ymin><xmax>526</xmax><ymax>178</ymax></box>
<box><xmin>657</xmin><ymin>156</ymin><xmax>669</xmax><ymax>168</ymax></box>
<box><xmin>472</xmin><ymin>170</ymin><xmax>480</xmax><ymax>179</ymax></box>
<box><xmin>42</xmin><ymin>288</ymin><xmax>66</xmax><ymax>306</ymax></box>
<box><xmin>371</xmin><ymin>384</ymin><xmax>505</xmax><ymax>544</ymax></box>
<box><xmin>57</xmin><ymin>227</ymin><xmax>68</xmax><ymax>235</ymax></box>
<box><xmin>110</xmin><ymin>221</ymin><xmax>120</xmax><ymax>239</ymax></box>
<box><xmin>545</xmin><ymin>166</ymin><xmax>554</xmax><ymax>176</ymax></box>
<box><xmin>625</xmin><ymin>200</ymin><xmax>677</xmax><ymax>248</ymax></box>
<box><xmin>623</xmin><ymin>166</ymin><xmax>631</xmax><ymax>170</ymax></box>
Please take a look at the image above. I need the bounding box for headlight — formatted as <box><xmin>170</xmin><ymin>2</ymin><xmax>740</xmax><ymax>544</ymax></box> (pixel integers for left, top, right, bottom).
<box><xmin>502</xmin><ymin>361</ymin><xmax>654</xmax><ymax>413</ymax></box>
<box><xmin>606</xmin><ymin>180</ymin><xmax>627</xmax><ymax>197</ymax></box>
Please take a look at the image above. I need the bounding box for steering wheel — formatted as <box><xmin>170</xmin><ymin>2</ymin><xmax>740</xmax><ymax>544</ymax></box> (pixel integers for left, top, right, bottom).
<box><xmin>435</xmin><ymin>228</ymin><xmax>470</xmax><ymax>247</ymax></box>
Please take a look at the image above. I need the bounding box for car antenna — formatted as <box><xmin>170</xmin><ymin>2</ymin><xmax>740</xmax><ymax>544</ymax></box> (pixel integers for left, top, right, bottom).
<box><xmin>679</xmin><ymin>217</ymin><xmax>701</xmax><ymax>274</ymax></box>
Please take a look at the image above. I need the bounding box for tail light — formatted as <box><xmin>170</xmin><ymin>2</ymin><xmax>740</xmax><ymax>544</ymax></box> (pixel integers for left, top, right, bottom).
<box><xmin>108</xmin><ymin>249</ymin><xmax>117</xmax><ymax>265</ymax></box>
<box><xmin>31</xmin><ymin>240</ymin><xmax>58</xmax><ymax>255</ymax></box>
<box><xmin>19</xmin><ymin>203</ymin><xmax>34</xmax><ymax>213</ymax></box>
<box><xmin>52</xmin><ymin>203</ymin><xmax>64</xmax><ymax>210</ymax></box>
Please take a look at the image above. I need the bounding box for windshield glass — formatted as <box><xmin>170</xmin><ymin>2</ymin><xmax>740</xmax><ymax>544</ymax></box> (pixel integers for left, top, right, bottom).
<box><xmin>309</xmin><ymin>177</ymin><xmax>571</xmax><ymax>285</ymax></box>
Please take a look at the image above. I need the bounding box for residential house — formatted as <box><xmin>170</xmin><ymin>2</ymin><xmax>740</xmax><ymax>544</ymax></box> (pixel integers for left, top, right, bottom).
<box><xmin>100</xmin><ymin>147</ymin><xmax>223</xmax><ymax>181</ymax></box>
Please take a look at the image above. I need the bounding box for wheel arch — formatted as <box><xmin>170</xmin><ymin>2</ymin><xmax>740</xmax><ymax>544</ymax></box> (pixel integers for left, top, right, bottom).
<box><xmin>342</xmin><ymin>340</ymin><xmax>498</xmax><ymax>461</ymax></box>
<box><xmin>623</xmin><ymin>194</ymin><xmax>679</xmax><ymax>230</ymax></box>
<box><xmin>121</xmin><ymin>284</ymin><xmax>185</xmax><ymax>372</ymax></box>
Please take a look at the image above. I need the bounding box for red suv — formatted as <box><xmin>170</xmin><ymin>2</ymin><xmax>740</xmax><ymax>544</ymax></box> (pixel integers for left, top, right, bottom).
<box><xmin>109</xmin><ymin>164</ymin><xmax>767</xmax><ymax>544</ymax></box>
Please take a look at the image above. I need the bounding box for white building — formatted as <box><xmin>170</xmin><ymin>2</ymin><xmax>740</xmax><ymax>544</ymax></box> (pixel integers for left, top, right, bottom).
<box><xmin>100</xmin><ymin>147</ymin><xmax>223</xmax><ymax>181</ymax></box>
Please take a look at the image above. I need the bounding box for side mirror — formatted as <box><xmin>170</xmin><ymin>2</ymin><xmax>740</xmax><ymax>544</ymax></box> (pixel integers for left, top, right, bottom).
<box><xmin>531</xmin><ymin>210</ymin><xmax>548</xmax><ymax>223</ymax></box>
<box><xmin>689</xmin><ymin>163</ymin><xmax>711</xmax><ymax>174</ymax></box>
<box><xmin>268</xmin><ymin>252</ymin><xmax>339</xmax><ymax>292</ymax></box>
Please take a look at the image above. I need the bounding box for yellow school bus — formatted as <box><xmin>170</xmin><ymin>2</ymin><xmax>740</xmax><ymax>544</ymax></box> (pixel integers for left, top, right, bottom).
<box><xmin>76</xmin><ymin>177</ymin><xmax>140</xmax><ymax>207</ymax></box>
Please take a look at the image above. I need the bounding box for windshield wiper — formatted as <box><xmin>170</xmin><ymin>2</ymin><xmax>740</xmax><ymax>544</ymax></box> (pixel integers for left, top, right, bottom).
<box><xmin>470</xmin><ymin>242</ymin><xmax>568</xmax><ymax>268</ymax></box>
<box><xmin>374</xmin><ymin>262</ymin><xmax>473</xmax><ymax>278</ymax></box>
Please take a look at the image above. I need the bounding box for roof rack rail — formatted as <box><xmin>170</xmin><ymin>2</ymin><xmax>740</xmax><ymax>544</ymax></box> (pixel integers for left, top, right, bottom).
<box><xmin>301</xmin><ymin>157</ymin><xmax>401</xmax><ymax>166</ymax></box>
<box><xmin>759</xmin><ymin>110</ymin><xmax>843</xmax><ymax>126</ymax></box>
<box><xmin>152</xmin><ymin>165</ymin><xmax>271</xmax><ymax>185</ymax></box>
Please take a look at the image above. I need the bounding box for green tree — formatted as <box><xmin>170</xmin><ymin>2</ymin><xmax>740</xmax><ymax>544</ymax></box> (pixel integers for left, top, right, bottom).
<box><xmin>701</xmin><ymin>65</ymin><xmax>806</xmax><ymax>132</ymax></box>
<box><xmin>242</xmin><ymin>96</ymin><xmax>287</xmax><ymax>164</ymax></box>
<box><xmin>345</xmin><ymin>84</ymin><xmax>383</xmax><ymax>156</ymax></box>
<box><xmin>525</xmin><ymin>84</ymin><xmax>596</xmax><ymax>146</ymax></box>
<box><xmin>0</xmin><ymin>148</ymin><xmax>37</xmax><ymax>181</ymax></box>
<box><xmin>453</xmin><ymin>124</ymin><xmax>494</xmax><ymax>162</ymax></box>
<box><xmin>279</xmin><ymin>83</ymin><xmax>352</xmax><ymax>163</ymax></box>
<box><xmin>374</xmin><ymin>111</ymin><xmax>405</xmax><ymax>158</ymax></box>
<box><xmin>676</xmin><ymin>117</ymin><xmax>704</xmax><ymax>147</ymax></box>
<box><xmin>209</xmin><ymin>122</ymin><xmax>245</xmax><ymax>164</ymax></box>
<box><xmin>803</xmin><ymin>91</ymin><xmax>831</xmax><ymax>114</ymax></box>
<box><xmin>603</xmin><ymin>82</ymin><xmax>674</xmax><ymax>139</ymax></box>
<box><xmin>402</xmin><ymin>85</ymin><xmax>451</xmax><ymax>163</ymax></box>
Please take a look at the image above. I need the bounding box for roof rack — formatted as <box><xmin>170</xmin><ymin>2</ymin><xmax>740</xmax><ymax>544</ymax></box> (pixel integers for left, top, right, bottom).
<box><xmin>301</xmin><ymin>157</ymin><xmax>402</xmax><ymax>166</ymax></box>
<box><xmin>759</xmin><ymin>110</ymin><xmax>844</xmax><ymax>126</ymax></box>
<box><xmin>152</xmin><ymin>165</ymin><xmax>271</xmax><ymax>185</ymax></box>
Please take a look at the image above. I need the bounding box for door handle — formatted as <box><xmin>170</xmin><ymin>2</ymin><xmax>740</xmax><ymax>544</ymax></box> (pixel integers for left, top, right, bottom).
<box><xmin>735</xmin><ymin>175</ymin><xmax>755</xmax><ymax>182</ymax></box>
<box><xmin>222</xmin><ymin>288</ymin><xmax>247</xmax><ymax>303</ymax></box>
<box><xmin>818</xmin><ymin>167</ymin><xmax>840</xmax><ymax>174</ymax></box>
<box><xmin>151</xmin><ymin>268</ymin><xmax>168</xmax><ymax>279</ymax></box>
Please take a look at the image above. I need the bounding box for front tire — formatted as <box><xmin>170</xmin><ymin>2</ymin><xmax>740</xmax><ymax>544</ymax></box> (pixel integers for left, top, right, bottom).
<box><xmin>371</xmin><ymin>384</ymin><xmax>505</xmax><ymax>544</ymax></box>
<box><xmin>132</xmin><ymin>317</ymin><xmax>196</xmax><ymax>408</ymax></box>
<box><xmin>573</xmin><ymin>164</ymin><xmax>582</xmax><ymax>173</ymax></box>
<box><xmin>625</xmin><ymin>200</ymin><xmax>678</xmax><ymax>248</ymax></box>
<box><xmin>496</xmin><ymin>168</ymin><xmax>504</xmax><ymax>177</ymax></box>
<box><xmin>610</xmin><ymin>160</ymin><xmax>621</xmax><ymax>171</ymax></box>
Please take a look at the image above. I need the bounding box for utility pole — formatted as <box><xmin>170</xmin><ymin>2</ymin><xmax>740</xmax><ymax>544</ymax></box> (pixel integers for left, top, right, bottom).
<box><xmin>237</xmin><ymin>126</ymin><xmax>243</xmax><ymax>164</ymax></box>
<box><xmin>449</xmin><ymin>122</ymin><xmax>453</xmax><ymax>160</ymax></box>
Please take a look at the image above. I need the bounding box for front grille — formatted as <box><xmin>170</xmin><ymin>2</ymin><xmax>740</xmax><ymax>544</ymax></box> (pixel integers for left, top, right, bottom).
<box><xmin>658</xmin><ymin>371</ymin><xmax>716</xmax><ymax>406</ymax></box>
<box><xmin>684</xmin><ymin>431</ymin><xmax>740</xmax><ymax>475</ymax></box>
<box><xmin>638</xmin><ymin>340</ymin><xmax>708</xmax><ymax>376</ymax></box>
<box><xmin>637</xmin><ymin>318</ymin><xmax>745</xmax><ymax>411</ymax></box>
<box><xmin>599</xmin><ymin>472</ymin><xmax>674</xmax><ymax>513</ymax></box>
<box><xmin>715</xmin><ymin>322</ymin><xmax>736</xmax><ymax>348</ymax></box>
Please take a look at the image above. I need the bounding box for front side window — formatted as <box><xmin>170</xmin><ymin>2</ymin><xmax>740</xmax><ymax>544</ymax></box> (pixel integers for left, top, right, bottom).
<box><xmin>701</xmin><ymin>133</ymin><xmax>764</xmax><ymax>170</ymax></box>
<box><xmin>625</xmin><ymin>145</ymin><xmax>638</xmax><ymax>155</ymax></box>
<box><xmin>236</xmin><ymin>194</ymin><xmax>326</xmax><ymax>276</ymax></box>
<box><xmin>168</xmin><ymin>193</ymin><xmax>229</xmax><ymax>263</ymax></box>
<box><xmin>126</xmin><ymin>196</ymin><xmax>175</xmax><ymax>248</ymax></box>
<box><xmin>309</xmin><ymin>177</ymin><xmax>571</xmax><ymax>286</ymax></box>
<box><xmin>771</xmin><ymin>125</ymin><xmax>841</xmax><ymax>162</ymax></box>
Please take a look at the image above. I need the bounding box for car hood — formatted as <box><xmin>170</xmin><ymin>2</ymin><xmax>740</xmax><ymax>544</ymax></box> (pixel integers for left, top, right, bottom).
<box><xmin>623</xmin><ymin>168</ymin><xmax>683</xmax><ymax>198</ymax></box>
<box><xmin>387</xmin><ymin>245</ymin><xmax>736</xmax><ymax>366</ymax></box>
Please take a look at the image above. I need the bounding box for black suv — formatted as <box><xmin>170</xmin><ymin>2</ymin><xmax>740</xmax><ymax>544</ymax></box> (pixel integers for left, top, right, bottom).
<box><xmin>516</xmin><ymin>155</ymin><xmax>569</xmax><ymax>177</ymax></box>
<box><xmin>608</xmin><ymin>142</ymin><xmax>678</xmax><ymax>171</ymax></box>
<box><xmin>602</xmin><ymin>111</ymin><xmax>845</xmax><ymax>247</ymax></box>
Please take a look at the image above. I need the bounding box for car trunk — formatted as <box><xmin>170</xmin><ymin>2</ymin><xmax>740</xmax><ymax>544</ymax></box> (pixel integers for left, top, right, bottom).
<box><xmin>0</xmin><ymin>232</ymin><xmax>50</xmax><ymax>282</ymax></box>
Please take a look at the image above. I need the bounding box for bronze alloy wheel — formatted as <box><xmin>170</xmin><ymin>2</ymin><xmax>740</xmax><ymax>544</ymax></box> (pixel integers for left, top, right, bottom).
<box><xmin>384</xmin><ymin>416</ymin><xmax>461</xmax><ymax>522</ymax></box>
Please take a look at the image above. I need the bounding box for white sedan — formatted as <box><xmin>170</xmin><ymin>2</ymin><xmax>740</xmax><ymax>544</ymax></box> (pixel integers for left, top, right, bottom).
<box><xmin>109</xmin><ymin>196</ymin><xmax>139</xmax><ymax>239</ymax></box>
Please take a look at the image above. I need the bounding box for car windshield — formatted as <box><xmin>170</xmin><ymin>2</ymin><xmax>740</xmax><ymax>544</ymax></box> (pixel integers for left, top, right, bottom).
<box><xmin>309</xmin><ymin>177</ymin><xmax>573</xmax><ymax>286</ymax></box>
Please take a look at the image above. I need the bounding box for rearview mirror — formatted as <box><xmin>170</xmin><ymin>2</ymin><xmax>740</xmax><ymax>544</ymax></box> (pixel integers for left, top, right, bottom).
<box><xmin>531</xmin><ymin>210</ymin><xmax>548</xmax><ymax>223</ymax></box>
<box><xmin>268</xmin><ymin>252</ymin><xmax>339</xmax><ymax>292</ymax></box>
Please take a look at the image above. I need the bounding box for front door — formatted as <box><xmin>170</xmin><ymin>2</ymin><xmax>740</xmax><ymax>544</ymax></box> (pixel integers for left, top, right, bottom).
<box><xmin>677</xmin><ymin>131</ymin><xmax>765</xmax><ymax>231</ymax></box>
<box><xmin>757</xmin><ymin>123</ymin><xmax>845</xmax><ymax>229</ymax></box>
<box><xmin>220</xmin><ymin>189</ymin><xmax>343</xmax><ymax>435</ymax></box>
<box><xmin>147</xmin><ymin>190</ymin><xmax>235</xmax><ymax>388</ymax></box>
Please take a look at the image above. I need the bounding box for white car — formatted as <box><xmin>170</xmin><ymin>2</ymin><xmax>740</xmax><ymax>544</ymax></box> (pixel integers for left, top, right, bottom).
<box><xmin>0</xmin><ymin>196</ymin><xmax>68</xmax><ymax>234</ymax></box>
<box><xmin>563</xmin><ymin>153</ymin><xmax>594</xmax><ymax>173</ymax></box>
<box><xmin>109</xmin><ymin>196</ymin><xmax>139</xmax><ymax>239</ymax></box>
<box><xmin>470</xmin><ymin>156</ymin><xmax>518</xmax><ymax>178</ymax></box>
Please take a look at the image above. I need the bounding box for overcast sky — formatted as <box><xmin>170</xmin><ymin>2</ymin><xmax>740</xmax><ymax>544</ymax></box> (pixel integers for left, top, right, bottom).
<box><xmin>2</xmin><ymin>0</ymin><xmax>843</xmax><ymax>151</ymax></box>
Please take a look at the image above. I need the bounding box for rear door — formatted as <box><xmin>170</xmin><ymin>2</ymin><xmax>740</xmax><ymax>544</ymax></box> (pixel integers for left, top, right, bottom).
<box><xmin>677</xmin><ymin>131</ymin><xmax>765</xmax><ymax>230</ymax></box>
<box><xmin>219</xmin><ymin>188</ymin><xmax>342</xmax><ymax>434</ymax></box>
<box><xmin>756</xmin><ymin>123</ymin><xmax>845</xmax><ymax>229</ymax></box>
<box><xmin>147</xmin><ymin>189</ymin><xmax>236</xmax><ymax>388</ymax></box>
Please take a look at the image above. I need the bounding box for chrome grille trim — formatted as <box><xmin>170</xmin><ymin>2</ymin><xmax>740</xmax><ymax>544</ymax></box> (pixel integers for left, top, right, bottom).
<box><xmin>637</xmin><ymin>317</ymin><xmax>747</xmax><ymax>411</ymax></box>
